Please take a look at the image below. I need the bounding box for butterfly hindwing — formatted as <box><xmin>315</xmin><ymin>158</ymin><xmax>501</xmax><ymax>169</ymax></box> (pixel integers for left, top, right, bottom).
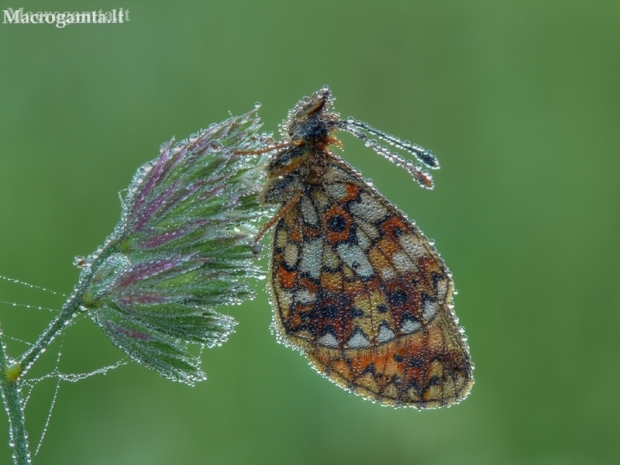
<box><xmin>269</xmin><ymin>158</ymin><xmax>473</xmax><ymax>408</ymax></box>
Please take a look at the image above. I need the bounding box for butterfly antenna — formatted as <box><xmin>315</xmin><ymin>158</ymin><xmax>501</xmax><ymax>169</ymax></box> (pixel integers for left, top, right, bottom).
<box><xmin>341</xmin><ymin>118</ymin><xmax>439</xmax><ymax>169</ymax></box>
<box><xmin>336</xmin><ymin>119</ymin><xmax>435</xmax><ymax>189</ymax></box>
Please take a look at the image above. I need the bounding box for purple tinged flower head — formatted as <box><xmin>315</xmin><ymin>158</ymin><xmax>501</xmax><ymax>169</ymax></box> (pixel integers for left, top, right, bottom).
<box><xmin>77</xmin><ymin>109</ymin><xmax>274</xmax><ymax>385</ymax></box>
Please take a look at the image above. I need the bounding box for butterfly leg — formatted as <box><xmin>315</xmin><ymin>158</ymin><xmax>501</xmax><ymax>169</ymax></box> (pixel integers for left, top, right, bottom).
<box><xmin>255</xmin><ymin>190</ymin><xmax>303</xmax><ymax>242</ymax></box>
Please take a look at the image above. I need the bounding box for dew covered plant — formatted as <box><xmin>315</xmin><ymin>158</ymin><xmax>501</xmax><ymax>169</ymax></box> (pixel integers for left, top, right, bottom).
<box><xmin>0</xmin><ymin>107</ymin><xmax>273</xmax><ymax>464</ymax></box>
<box><xmin>83</xmin><ymin>109</ymin><xmax>272</xmax><ymax>384</ymax></box>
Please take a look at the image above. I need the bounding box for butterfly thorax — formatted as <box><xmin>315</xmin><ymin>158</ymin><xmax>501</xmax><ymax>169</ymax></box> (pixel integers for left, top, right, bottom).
<box><xmin>263</xmin><ymin>88</ymin><xmax>341</xmax><ymax>205</ymax></box>
<box><xmin>262</xmin><ymin>146</ymin><xmax>328</xmax><ymax>205</ymax></box>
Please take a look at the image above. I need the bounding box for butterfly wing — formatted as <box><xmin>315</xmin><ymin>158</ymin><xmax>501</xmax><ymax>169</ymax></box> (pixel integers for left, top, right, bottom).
<box><xmin>269</xmin><ymin>158</ymin><xmax>473</xmax><ymax>409</ymax></box>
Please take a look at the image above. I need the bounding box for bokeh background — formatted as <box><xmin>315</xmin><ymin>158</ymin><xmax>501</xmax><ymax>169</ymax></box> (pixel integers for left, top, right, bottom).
<box><xmin>1</xmin><ymin>1</ymin><xmax>619</xmax><ymax>464</ymax></box>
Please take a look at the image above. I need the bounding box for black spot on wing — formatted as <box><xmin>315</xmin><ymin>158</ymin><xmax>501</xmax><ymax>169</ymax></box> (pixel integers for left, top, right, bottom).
<box><xmin>327</xmin><ymin>215</ymin><xmax>347</xmax><ymax>232</ymax></box>
<box><xmin>390</xmin><ymin>290</ymin><xmax>408</xmax><ymax>306</ymax></box>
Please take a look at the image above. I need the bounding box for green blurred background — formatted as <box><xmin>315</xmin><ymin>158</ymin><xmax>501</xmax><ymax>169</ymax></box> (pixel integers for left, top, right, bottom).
<box><xmin>1</xmin><ymin>1</ymin><xmax>619</xmax><ymax>464</ymax></box>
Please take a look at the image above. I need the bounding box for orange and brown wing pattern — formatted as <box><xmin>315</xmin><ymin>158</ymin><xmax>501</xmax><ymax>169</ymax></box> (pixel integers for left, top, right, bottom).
<box><xmin>269</xmin><ymin>159</ymin><xmax>473</xmax><ymax>409</ymax></box>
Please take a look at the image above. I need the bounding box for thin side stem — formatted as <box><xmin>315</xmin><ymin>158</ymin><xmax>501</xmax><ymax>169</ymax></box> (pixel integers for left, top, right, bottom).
<box><xmin>18</xmin><ymin>277</ymin><xmax>90</xmax><ymax>377</ymax></box>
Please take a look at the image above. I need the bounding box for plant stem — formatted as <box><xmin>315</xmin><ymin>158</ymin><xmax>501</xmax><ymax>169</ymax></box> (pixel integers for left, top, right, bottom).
<box><xmin>1</xmin><ymin>269</ymin><xmax>93</xmax><ymax>464</ymax></box>
<box><xmin>1</xmin><ymin>329</ymin><xmax>31</xmax><ymax>465</ymax></box>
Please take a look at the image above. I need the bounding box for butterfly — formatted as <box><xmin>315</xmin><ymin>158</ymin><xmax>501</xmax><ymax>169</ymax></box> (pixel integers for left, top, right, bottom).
<box><xmin>250</xmin><ymin>87</ymin><xmax>473</xmax><ymax>409</ymax></box>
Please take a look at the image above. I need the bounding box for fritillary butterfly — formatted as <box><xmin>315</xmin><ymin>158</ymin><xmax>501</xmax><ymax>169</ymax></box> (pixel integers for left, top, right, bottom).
<box><xmin>249</xmin><ymin>87</ymin><xmax>473</xmax><ymax>409</ymax></box>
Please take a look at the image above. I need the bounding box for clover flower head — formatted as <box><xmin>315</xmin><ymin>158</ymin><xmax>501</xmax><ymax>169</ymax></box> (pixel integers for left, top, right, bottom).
<box><xmin>77</xmin><ymin>109</ymin><xmax>273</xmax><ymax>385</ymax></box>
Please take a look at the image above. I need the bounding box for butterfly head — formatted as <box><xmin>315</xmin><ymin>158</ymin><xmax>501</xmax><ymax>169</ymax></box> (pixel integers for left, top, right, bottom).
<box><xmin>280</xmin><ymin>86</ymin><xmax>340</xmax><ymax>146</ymax></box>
